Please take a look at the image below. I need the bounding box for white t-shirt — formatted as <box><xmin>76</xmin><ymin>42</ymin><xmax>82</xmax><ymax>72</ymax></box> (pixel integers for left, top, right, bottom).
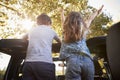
<box><xmin>25</xmin><ymin>25</ymin><xmax>58</xmax><ymax>63</ymax></box>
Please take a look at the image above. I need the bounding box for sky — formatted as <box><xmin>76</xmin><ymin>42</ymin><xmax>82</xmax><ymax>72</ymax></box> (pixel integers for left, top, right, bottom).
<box><xmin>88</xmin><ymin>0</ymin><xmax>120</xmax><ymax>23</ymax></box>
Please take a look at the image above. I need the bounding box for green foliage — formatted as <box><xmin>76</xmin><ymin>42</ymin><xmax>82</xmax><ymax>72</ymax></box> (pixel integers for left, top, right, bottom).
<box><xmin>88</xmin><ymin>13</ymin><xmax>112</xmax><ymax>38</ymax></box>
<box><xmin>0</xmin><ymin>0</ymin><xmax>112</xmax><ymax>39</ymax></box>
<box><xmin>0</xmin><ymin>1</ymin><xmax>30</xmax><ymax>38</ymax></box>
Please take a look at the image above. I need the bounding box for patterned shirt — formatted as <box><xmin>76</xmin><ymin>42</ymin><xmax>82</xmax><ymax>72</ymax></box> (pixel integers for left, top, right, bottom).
<box><xmin>60</xmin><ymin>38</ymin><xmax>92</xmax><ymax>60</ymax></box>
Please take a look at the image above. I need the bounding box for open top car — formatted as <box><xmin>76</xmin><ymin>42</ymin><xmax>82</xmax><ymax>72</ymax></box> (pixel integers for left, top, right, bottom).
<box><xmin>0</xmin><ymin>36</ymin><xmax>111</xmax><ymax>80</ymax></box>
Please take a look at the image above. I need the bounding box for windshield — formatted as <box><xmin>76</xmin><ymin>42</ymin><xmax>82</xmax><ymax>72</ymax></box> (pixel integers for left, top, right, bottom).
<box><xmin>0</xmin><ymin>52</ymin><xmax>11</xmax><ymax>80</ymax></box>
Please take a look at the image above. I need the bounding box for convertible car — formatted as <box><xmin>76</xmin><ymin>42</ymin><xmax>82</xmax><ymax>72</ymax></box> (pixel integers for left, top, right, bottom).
<box><xmin>0</xmin><ymin>36</ymin><xmax>110</xmax><ymax>80</ymax></box>
<box><xmin>0</xmin><ymin>22</ymin><xmax>120</xmax><ymax>80</ymax></box>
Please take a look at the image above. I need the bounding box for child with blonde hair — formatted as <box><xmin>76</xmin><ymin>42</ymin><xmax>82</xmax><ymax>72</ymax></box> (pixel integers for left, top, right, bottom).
<box><xmin>60</xmin><ymin>5</ymin><xmax>104</xmax><ymax>80</ymax></box>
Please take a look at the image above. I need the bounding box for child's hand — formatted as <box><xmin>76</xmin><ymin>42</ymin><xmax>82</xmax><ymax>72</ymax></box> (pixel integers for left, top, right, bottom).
<box><xmin>97</xmin><ymin>5</ymin><xmax>104</xmax><ymax>14</ymax></box>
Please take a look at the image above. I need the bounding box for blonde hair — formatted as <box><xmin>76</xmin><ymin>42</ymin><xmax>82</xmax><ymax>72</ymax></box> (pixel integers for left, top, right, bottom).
<box><xmin>37</xmin><ymin>13</ymin><xmax>52</xmax><ymax>25</ymax></box>
<box><xmin>63</xmin><ymin>11</ymin><xmax>88</xmax><ymax>43</ymax></box>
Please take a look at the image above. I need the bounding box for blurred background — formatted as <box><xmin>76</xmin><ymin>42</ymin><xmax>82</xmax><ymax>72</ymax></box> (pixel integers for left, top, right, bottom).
<box><xmin>0</xmin><ymin>0</ymin><xmax>120</xmax><ymax>79</ymax></box>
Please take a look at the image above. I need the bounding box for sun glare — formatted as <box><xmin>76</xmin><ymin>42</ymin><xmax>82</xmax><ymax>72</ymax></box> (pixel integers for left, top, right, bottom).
<box><xmin>21</xmin><ymin>19</ymin><xmax>34</xmax><ymax>31</ymax></box>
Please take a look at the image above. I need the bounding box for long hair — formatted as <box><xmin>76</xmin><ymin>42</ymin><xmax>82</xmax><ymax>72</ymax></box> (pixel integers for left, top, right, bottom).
<box><xmin>63</xmin><ymin>11</ymin><xmax>87</xmax><ymax>43</ymax></box>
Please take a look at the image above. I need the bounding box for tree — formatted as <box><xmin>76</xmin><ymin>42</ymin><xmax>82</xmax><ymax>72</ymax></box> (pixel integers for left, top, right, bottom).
<box><xmin>83</xmin><ymin>6</ymin><xmax>112</xmax><ymax>38</ymax></box>
<box><xmin>0</xmin><ymin>1</ymin><xmax>27</xmax><ymax>38</ymax></box>
<box><xmin>0</xmin><ymin>0</ymin><xmax>112</xmax><ymax>39</ymax></box>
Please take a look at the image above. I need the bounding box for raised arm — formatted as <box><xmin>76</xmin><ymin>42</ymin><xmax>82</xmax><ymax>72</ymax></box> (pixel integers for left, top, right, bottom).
<box><xmin>85</xmin><ymin>5</ymin><xmax>104</xmax><ymax>28</ymax></box>
<box><xmin>60</xmin><ymin>8</ymin><xmax>65</xmax><ymax>27</ymax></box>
